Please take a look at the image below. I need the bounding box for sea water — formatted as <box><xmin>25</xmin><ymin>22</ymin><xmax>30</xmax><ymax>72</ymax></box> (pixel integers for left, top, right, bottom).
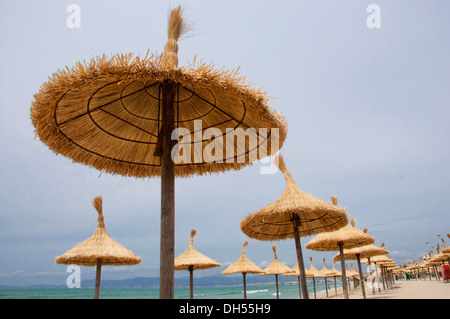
<box><xmin>0</xmin><ymin>282</ymin><xmax>342</xmax><ymax>299</ymax></box>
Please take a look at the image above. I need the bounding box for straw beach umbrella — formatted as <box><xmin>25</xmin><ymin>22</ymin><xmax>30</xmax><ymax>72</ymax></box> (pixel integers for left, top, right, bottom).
<box><xmin>333</xmin><ymin>238</ymin><xmax>387</xmax><ymax>298</ymax></box>
<box><xmin>330</xmin><ymin>261</ymin><xmax>342</xmax><ymax>296</ymax></box>
<box><xmin>347</xmin><ymin>264</ymin><xmax>360</xmax><ymax>290</ymax></box>
<box><xmin>222</xmin><ymin>241</ymin><xmax>263</xmax><ymax>299</ymax></box>
<box><xmin>307</xmin><ymin>257</ymin><xmax>322</xmax><ymax>299</ymax></box>
<box><xmin>318</xmin><ymin>258</ymin><xmax>336</xmax><ymax>298</ymax></box>
<box><xmin>31</xmin><ymin>6</ymin><xmax>286</xmax><ymax>299</ymax></box>
<box><xmin>361</xmin><ymin>254</ymin><xmax>391</xmax><ymax>291</ymax></box>
<box><xmin>174</xmin><ymin>229</ymin><xmax>220</xmax><ymax>299</ymax></box>
<box><xmin>338</xmin><ymin>242</ymin><xmax>389</xmax><ymax>296</ymax></box>
<box><xmin>55</xmin><ymin>196</ymin><xmax>141</xmax><ymax>299</ymax></box>
<box><xmin>283</xmin><ymin>261</ymin><xmax>312</xmax><ymax>299</ymax></box>
<box><xmin>240</xmin><ymin>154</ymin><xmax>348</xmax><ymax>299</ymax></box>
<box><xmin>260</xmin><ymin>245</ymin><xmax>292</xmax><ymax>299</ymax></box>
<box><xmin>305</xmin><ymin>207</ymin><xmax>375</xmax><ymax>299</ymax></box>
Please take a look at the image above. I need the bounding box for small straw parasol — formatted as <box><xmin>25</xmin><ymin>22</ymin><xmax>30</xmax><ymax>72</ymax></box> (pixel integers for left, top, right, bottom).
<box><xmin>307</xmin><ymin>257</ymin><xmax>322</xmax><ymax>299</ymax></box>
<box><xmin>333</xmin><ymin>236</ymin><xmax>387</xmax><ymax>298</ymax></box>
<box><xmin>305</xmin><ymin>206</ymin><xmax>375</xmax><ymax>299</ymax></box>
<box><xmin>318</xmin><ymin>258</ymin><xmax>336</xmax><ymax>298</ymax></box>
<box><xmin>240</xmin><ymin>154</ymin><xmax>348</xmax><ymax>299</ymax></box>
<box><xmin>260</xmin><ymin>245</ymin><xmax>292</xmax><ymax>299</ymax></box>
<box><xmin>361</xmin><ymin>254</ymin><xmax>392</xmax><ymax>292</ymax></box>
<box><xmin>55</xmin><ymin>196</ymin><xmax>141</xmax><ymax>299</ymax></box>
<box><xmin>174</xmin><ymin>229</ymin><xmax>220</xmax><ymax>299</ymax></box>
<box><xmin>222</xmin><ymin>241</ymin><xmax>263</xmax><ymax>299</ymax></box>
<box><xmin>347</xmin><ymin>264</ymin><xmax>360</xmax><ymax>290</ymax></box>
<box><xmin>283</xmin><ymin>261</ymin><xmax>313</xmax><ymax>299</ymax></box>
<box><xmin>330</xmin><ymin>261</ymin><xmax>342</xmax><ymax>296</ymax></box>
<box><xmin>31</xmin><ymin>6</ymin><xmax>286</xmax><ymax>299</ymax></box>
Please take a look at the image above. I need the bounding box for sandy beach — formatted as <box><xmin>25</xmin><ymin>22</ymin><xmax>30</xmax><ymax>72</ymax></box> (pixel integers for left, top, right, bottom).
<box><xmin>316</xmin><ymin>279</ymin><xmax>450</xmax><ymax>299</ymax></box>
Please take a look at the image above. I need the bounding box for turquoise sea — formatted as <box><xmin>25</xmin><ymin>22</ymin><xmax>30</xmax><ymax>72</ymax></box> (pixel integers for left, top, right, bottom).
<box><xmin>0</xmin><ymin>282</ymin><xmax>342</xmax><ymax>299</ymax></box>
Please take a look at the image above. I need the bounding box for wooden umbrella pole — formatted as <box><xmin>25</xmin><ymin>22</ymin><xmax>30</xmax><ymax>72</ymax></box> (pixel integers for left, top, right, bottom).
<box><xmin>275</xmin><ymin>274</ymin><xmax>279</xmax><ymax>299</ymax></box>
<box><xmin>312</xmin><ymin>277</ymin><xmax>316</xmax><ymax>299</ymax></box>
<box><xmin>189</xmin><ymin>265</ymin><xmax>194</xmax><ymax>299</ymax></box>
<box><xmin>243</xmin><ymin>273</ymin><xmax>247</xmax><ymax>299</ymax></box>
<box><xmin>292</xmin><ymin>216</ymin><xmax>309</xmax><ymax>299</ymax></box>
<box><xmin>160</xmin><ymin>79</ymin><xmax>176</xmax><ymax>299</ymax></box>
<box><xmin>374</xmin><ymin>262</ymin><xmax>381</xmax><ymax>292</ymax></box>
<box><xmin>296</xmin><ymin>276</ymin><xmax>302</xmax><ymax>299</ymax></box>
<box><xmin>334</xmin><ymin>276</ymin><xmax>337</xmax><ymax>296</ymax></box>
<box><xmin>356</xmin><ymin>254</ymin><xmax>366</xmax><ymax>299</ymax></box>
<box><xmin>94</xmin><ymin>259</ymin><xmax>102</xmax><ymax>299</ymax></box>
<box><xmin>338</xmin><ymin>241</ymin><xmax>349</xmax><ymax>299</ymax></box>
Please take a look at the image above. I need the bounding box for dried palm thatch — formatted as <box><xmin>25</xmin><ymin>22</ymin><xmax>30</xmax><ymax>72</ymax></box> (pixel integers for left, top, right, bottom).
<box><xmin>305</xmin><ymin>207</ymin><xmax>374</xmax><ymax>299</ymax></box>
<box><xmin>305</xmin><ymin>215</ymin><xmax>374</xmax><ymax>251</ymax></box>
<box><xmin>260</xmin><ymin>245</ymin><xmax>292</xmax><ymax>299</ymax></box>
<box><xmin>55</xmin><ymin>197</ymin><xmax>141</xmax><ymax>266</ymax></box>
<box><xmin>30</xmin><ymin>8</ymin><xmax>287</xmax><ymax>179</ymax></box>
<box><xmin>330</xmin><ymin>261</ymin><xmax>342</xmax><ymax>297</ymax></box>
<box><xmin>260</xmin><ymin>246</ymin><xmax>292</xmax><ymax>276</ymax></box>
<box><xmin>240</xmin><ymin>154</ymin><xmax>347</xmax><ymax>299</ymax></box>
<box><xmin>348</xmin><ymin>264</ymin><xmax>360</xmax><ymax>279</ymax></box>
<box><xmin>31</xmin><ymin>6</ymin><xmax>287</xmax><ymax>299</ymax></box>
<box><xmin>55</xmin><ymin>196</ymin><xmax>141</xmax><ymax>298</ymax></box>
<box><xmin>307</xmin><ymin>257</ymin><xmax>321</xmax><ymax>299</ymax></box>
<box><xmin>222</xmin><ymin>241</ymin><xmax>263</xmax><ymax>299</ymax></box>
<box><xmin>441</xmin><ymin>235</ymin><xmax>450</xmax><ymax>255</ymax></box>
<box><xmin>318</xmin><ymin>258</ymin><xmax>336</xmax><ymax>297</ymax></box>
<box><xmin>174</xmin><ymin>229</ymin><xmax>220</xmax><ymax>299</ymax></box>
<box><xmin>240</xmin><ymin>155</ymin><xmax>347</xmax><ymax>240</ymax></box>
<box><xmin>336</xmin><ymin>242</ymin><xmax>389</xmax><ymax>262</ymax></box>
<box><xmin>283</xmin><ymin>261</ymin><xmax>312</xmax><ymax>299</ymax></box>
<box><xmin>318</xmin><ymin>258</ymin><xmax>336</xmax><ymax>278</ymax></box>
<box><xmin>174</xmin><ymin>229</ymin><xmax>221</xmax><ymax>270</ymax></box>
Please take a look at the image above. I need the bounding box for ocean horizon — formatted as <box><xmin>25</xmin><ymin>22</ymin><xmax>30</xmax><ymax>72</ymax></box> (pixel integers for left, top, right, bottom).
<box><xmin>0</xmin><ymin>280</ymin><xmax>344</xmax><ymax>299</ymax></box>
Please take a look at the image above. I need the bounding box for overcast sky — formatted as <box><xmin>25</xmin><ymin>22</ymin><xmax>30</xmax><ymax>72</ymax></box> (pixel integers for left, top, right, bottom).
<box><xmin>0</xmin><ymin>0</ymin><xmax>449</xmax><ymax>286</ymax></box>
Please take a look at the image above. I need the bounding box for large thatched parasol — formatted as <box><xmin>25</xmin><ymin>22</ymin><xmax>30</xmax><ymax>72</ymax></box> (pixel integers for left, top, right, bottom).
<box><xmin>31</xmin><ymin>7</ymin><xmax>286</xmax><ymax>299</ymax></box>
<box><xmin>174</xmin><ymin>229</ymin><xmax>220</xmax><ymax>299</ymax></box>
<box><xmin>55</xmin><ymin>196</ymin><xmax>141</xmax><ymax>299</ymax></box>
<box><xmin>305</xmin><ymin>204</ymin><xmax>375</xmax><ymax>299</ymax></box>
<box><xmin>222</xmin><ymin>241</ymin><xmax>263</xmax><ymax>299</ymax></box>
<box><xmin>260</xmin><ymin>245</ymin><xmax>292</xmax><ymax>299</ymax></box>
<box><xmin>240</xmin><ymin>154</ymin><xmax>348</xmax><ymax>299</ymax></box>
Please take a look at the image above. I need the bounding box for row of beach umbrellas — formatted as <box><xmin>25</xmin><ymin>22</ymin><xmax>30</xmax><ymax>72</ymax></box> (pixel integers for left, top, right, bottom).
<box><xmin>32</xmin><ymin>6</ymin><xmax>405</xmax><ymax>299</ymax></box>
<box><xmin>53</xmin><ymin>187</ymin><xmax>389</xmax><ymax>300</ymax></box>
<box><xmin>398</xmin><ymin>234</ymin><xmax>450</xmax><ymax>282</ymax></box>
